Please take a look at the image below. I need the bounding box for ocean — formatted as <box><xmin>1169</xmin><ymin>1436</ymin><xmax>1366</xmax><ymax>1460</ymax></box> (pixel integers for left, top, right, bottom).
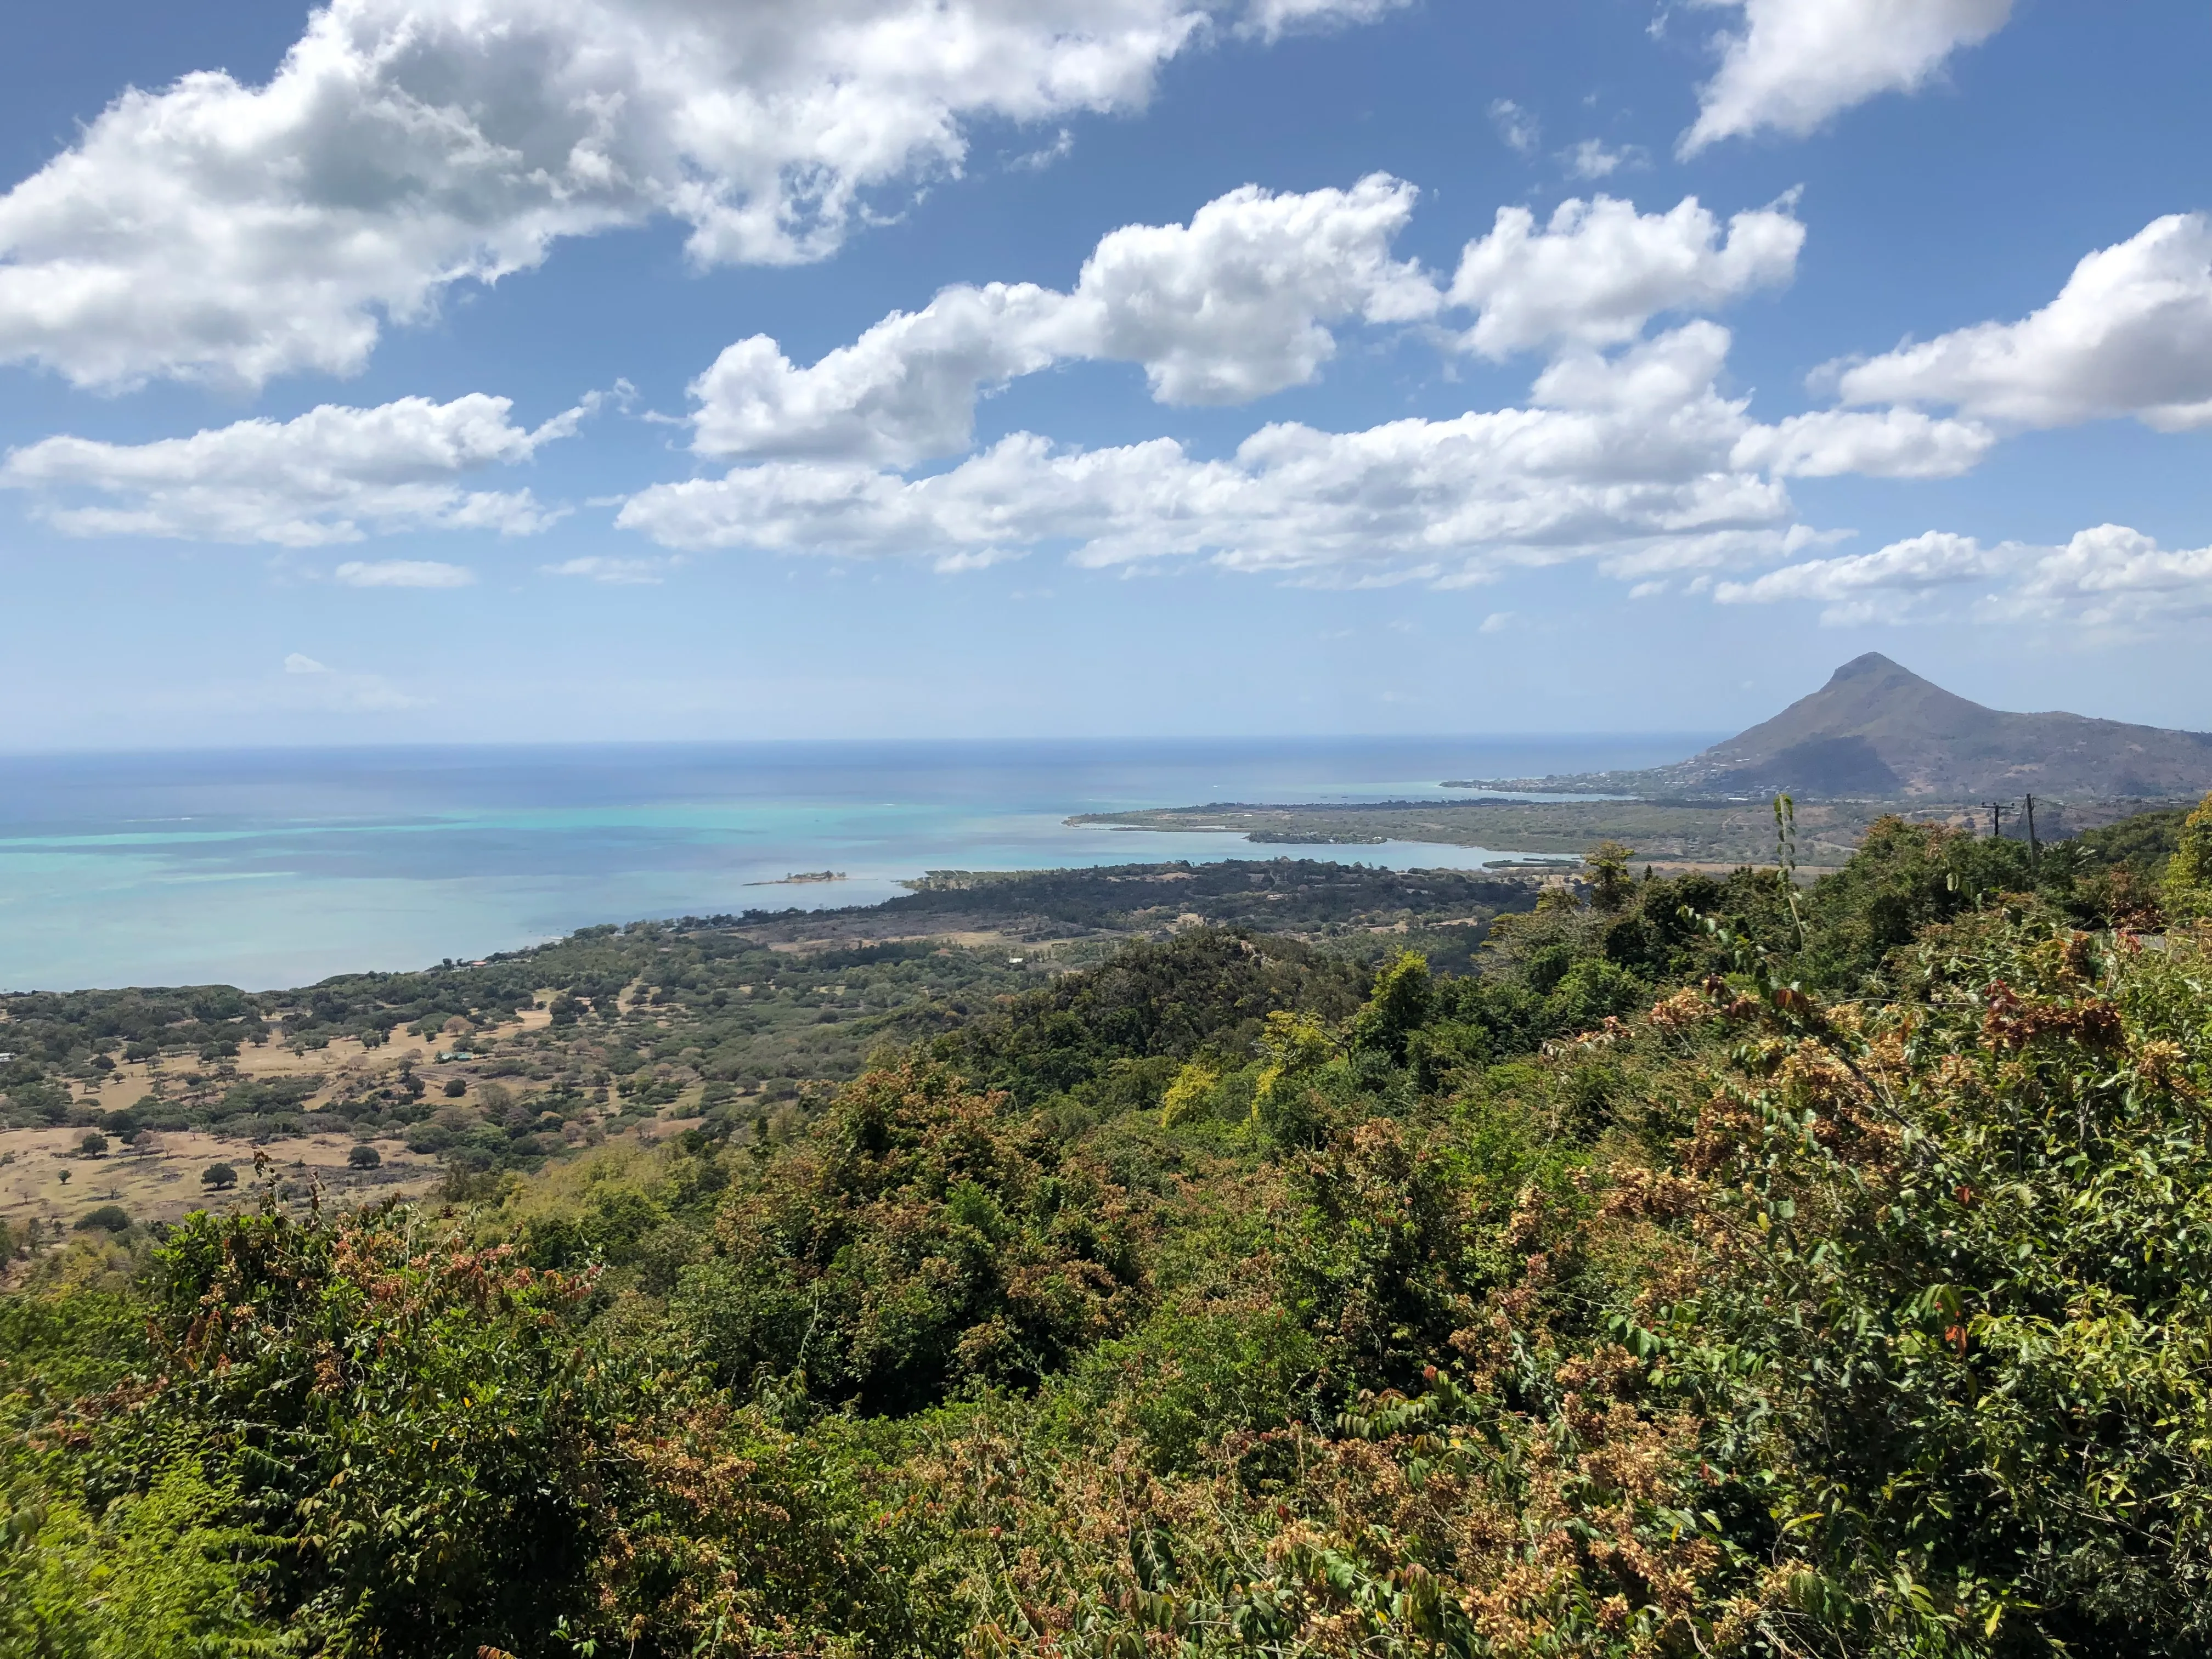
<box><xmin>0</xmin><ymin>736</ymin><xmax>1709</xmax><ymax>992</ymax></box>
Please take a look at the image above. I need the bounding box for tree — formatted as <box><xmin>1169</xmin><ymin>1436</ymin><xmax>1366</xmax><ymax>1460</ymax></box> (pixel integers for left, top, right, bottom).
<box><xmin>2161</xmin><ymin>791</ymin><xmax>2212</xmax><ymax>921</ymax></box>
<box><xmin>201</xmin><ymin>1163</ymin><xmax>238</xmax><ymax>1191</ymax></box>
<box><xmin>1251</xmin><ymin>1008</ymin><xmax>1340</xmax><ymax>1147</ymax></box>
<box><xmin>74</xmin><ymin>1205</ymin><xmax>130</xmax><ymax>1233</ymax></box>
<box><xmin>1348</xmin><ymin>950</ymin><xmax>1435</xmax><ymax>1064</ymax></box>
<box><xmin>78</xmin><ymin>1131</ymin><xmax>109</xmax><ymax>1158</ymax></box>
<box><xmin>1584</xmin><ymin>839</ymin><xmax>1638</xmax><ymax>912</ymax></box>
<box><xmin>443</xmin><ymin>1078</ymin><xmax>467</xmax><ymax>1097</ymax></box>
<box><xmin>674</xmin><ymin>1059</ymin><xmax>1146</xmax><ymax>1413</ymax></box>
<box><xmin>348</xmin><ymin>1145</ymin><xmax>382</xmax><ymax>1170</ymax></box>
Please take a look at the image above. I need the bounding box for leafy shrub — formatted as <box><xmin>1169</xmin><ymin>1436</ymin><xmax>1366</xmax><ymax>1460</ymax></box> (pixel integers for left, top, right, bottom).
<box><xmin>1059</xmin><ymin>1302</ymin><xmax>1322</xmax><ymax>1474</ymax></box>
<box><xmin>2163</xmin><ymin>790</ymin><xmax>2212</xmax><ymax>919</ymax></box>
<box><xmin>1646</xmin><ymin>915</ymin><xmax>2212</xmax><ymax>1649</ymax></box>
<box><xmin>937</xmin><ymin>929</ymin><xmax>1365</xmax><ymax>1108</ymax></box>
<box><xmin>139</xmin><ymin>1206</ymin><xmax>635</xmax><ymax>1651</ymax></box>
<box><xmin>0</xmin><ymin>1462</ymin><xmax>284</xmax><ymax>1657</ymax></box>
<box><xmin>676</xmin><ymin>1060</ymin><xmax>1148</xmax><ymax>1412</ymax></box>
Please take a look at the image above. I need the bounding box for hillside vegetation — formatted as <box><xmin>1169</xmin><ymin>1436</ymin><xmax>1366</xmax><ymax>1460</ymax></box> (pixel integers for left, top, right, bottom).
<box><xmin>0</xmin><ymin>861</ymin><xmax>1536</xmax><ymax>1235</ymax></box>
<box><xmin>6</xmin><ymin>798</ymin><xmax>2212</xmax><ymax>1656</ymax></box>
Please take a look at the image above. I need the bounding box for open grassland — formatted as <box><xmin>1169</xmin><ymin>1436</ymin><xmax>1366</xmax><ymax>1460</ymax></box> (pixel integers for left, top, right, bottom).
<box><xmin>0</xmin><ymin>1125</ymin><xmax>442</xmax><ymax>1232</ymax></box>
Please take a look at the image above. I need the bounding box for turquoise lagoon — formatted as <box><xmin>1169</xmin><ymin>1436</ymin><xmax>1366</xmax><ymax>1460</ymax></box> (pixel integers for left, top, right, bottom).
<box><xmin>0</xmin><ymin>736</ymin><xmax>1708</xmax><ymax>991</ymax></box>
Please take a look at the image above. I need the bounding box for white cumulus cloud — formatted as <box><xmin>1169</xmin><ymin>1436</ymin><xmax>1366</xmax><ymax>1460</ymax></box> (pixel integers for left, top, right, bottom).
<box><xmin>627</xmin><ymin>323</ymin><xmax>1804</xmax><ymax>583</ymax></box>
<box><xmin>632</xmin><ymin>182</ymin><xmax>2002</xmax><ymax>588</ymax></box>
<box><xmin>1714</xmin><ymin>529</ymin><xmax>2000</xmax><ymax>623</ymax></box>
<box><xmin>690</xmin><ymin>285</ymin><xmax>1077</xmax><ymax>467</ymax></box>
<box><xmin>1681</xmin><ymin>0</ymin><xmax>2013</xmax><ymax>154</ymax></box>
<box><xmin>284</xmin><ymin>653</ymin><xmax>331</xmax><ymax>675</ymax></box>
<box><xmin>1717</xmin><ymin>522</ymin><xmax>2212</xmax><ymax>629</ymax></box>
<box><xmin>690</xmin><ymin>175</ymin><xmax>1435</xmax><ymax>465</ymax></box>
<box><xmin>2001</xmin><ymin>523</ymin><xmax>2212</xmax><ymax>625</ymax></box>
<box><xmin>0</xmin><ymin>0</ymin><xmax>1386</xmax><ymax>390</ymax></box>
<box><xmin>1836</xmin><ymin>214</ymin><xmax>2212</xmax><ymax>431</ymax></box>
<box><xmin>687</xmin><ymin>187</ymin><xmax>1842</xmax><ymax>469</ymax></box>
<box><xmin>0</xmin><ymin>394</ymin><xmax>580</xmax><ymax>545</ymax></box>
<box><xmin>334</xmin><ymin>560</ymin><xmax>478</xmax><ymax>588</ymax></box>
<box><xmin>1728</xmin><ymin>407</ymin><xmax>1994</xmax><ymax>478</ymax></box>
<box><xmin>1448</xmin><ymin>194</ymin><xmax>1804</xmax><ymax>358</ymax></box>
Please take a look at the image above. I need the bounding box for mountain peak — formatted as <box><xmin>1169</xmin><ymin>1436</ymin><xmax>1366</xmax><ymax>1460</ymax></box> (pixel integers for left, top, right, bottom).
<box><xmin>1829</xmin><ymin>651</ymin><xmax>1911</xmax><ymax>684</ymax></box>
<box><xmin>1663</xmin><ymin>658</ymin><xmax>2212</xmax><ymax>799</ymax></box>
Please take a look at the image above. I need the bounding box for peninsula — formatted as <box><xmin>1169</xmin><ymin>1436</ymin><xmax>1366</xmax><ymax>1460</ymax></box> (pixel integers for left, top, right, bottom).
<box><xmin>1079</xmin><ymin>656</ymin><xmax>2210</xmax><ymax>865</ymax></box>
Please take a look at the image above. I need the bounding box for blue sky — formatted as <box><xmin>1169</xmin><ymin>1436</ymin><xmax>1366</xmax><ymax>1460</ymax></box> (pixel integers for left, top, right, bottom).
<box><xmin>3</xmin><ymin>0</ymin><xmax>2210</xmax><ymax>748</ymax></box>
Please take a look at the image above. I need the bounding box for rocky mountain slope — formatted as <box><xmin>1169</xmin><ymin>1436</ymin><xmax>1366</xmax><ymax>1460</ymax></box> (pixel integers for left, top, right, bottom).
<box><xmin>1485</xmin><ymin>654</ymin><xmax>2212</xmax><ymax>799</ymax></box>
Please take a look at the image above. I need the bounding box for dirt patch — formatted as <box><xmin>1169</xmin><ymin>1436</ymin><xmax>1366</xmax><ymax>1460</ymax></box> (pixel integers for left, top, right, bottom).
<box><xmin>0</xmin><ymin>1125</ymin><xmax>442</xmax><ymax>1231</ymax></box>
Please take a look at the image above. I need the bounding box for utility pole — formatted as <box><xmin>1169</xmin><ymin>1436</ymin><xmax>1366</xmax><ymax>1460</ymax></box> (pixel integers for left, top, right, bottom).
<box><xmin>1982</xmin><ymin>801</ymin><xmax>2009</xmax><ymax>840</ymax></box>
<box><xmin>2023</xmin><ymin>794</ymin><xmax>2039</xmax><ymax>868</ymax></box>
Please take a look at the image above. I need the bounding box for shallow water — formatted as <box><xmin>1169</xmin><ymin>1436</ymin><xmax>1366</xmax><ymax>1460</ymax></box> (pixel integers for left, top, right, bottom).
<box><xmin>0</xmin><ymin>735</ymin><xmax>1709</xmax><ymax>991</ymax></box>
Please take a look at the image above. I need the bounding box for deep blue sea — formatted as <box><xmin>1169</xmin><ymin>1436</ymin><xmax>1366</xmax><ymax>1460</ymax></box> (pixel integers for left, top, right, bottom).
<box><xmin>0</xmin><ymin>736</ymin><xmax>1710</xmax><ymax>992</ymax></box>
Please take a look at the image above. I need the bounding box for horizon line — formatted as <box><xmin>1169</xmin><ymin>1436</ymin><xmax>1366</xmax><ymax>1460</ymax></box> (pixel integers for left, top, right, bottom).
<box><xmin>0</xmin><ymin>731</ymin><xmax>1729</xmax><ymax>761</ymax></box>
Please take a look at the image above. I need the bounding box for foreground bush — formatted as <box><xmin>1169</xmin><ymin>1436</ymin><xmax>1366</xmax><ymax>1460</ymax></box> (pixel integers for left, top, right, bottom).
<box><xmin>676</xmin><ymin>1060</ymin><xmax>1149</xmax><ymax>1413</ymax></box>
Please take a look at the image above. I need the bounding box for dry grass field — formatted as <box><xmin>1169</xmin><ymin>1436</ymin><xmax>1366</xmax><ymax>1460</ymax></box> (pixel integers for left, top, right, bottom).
<box><xmin>0</xmin><ymin>1124</ymin><xmax>443</xmax><ymax>1231</ymax></box>
<box><xmin>0</xmin><ymin>997</ymin><xmax>577</xmax><ymax>1234</ymax></box>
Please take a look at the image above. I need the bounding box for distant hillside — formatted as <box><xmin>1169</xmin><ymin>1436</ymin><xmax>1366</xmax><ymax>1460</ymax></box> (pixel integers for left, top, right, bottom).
<box><xmin>1471</xmin><ymin>654</ymin><xmax>2212</xmax><ymax>800</ymax></box>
